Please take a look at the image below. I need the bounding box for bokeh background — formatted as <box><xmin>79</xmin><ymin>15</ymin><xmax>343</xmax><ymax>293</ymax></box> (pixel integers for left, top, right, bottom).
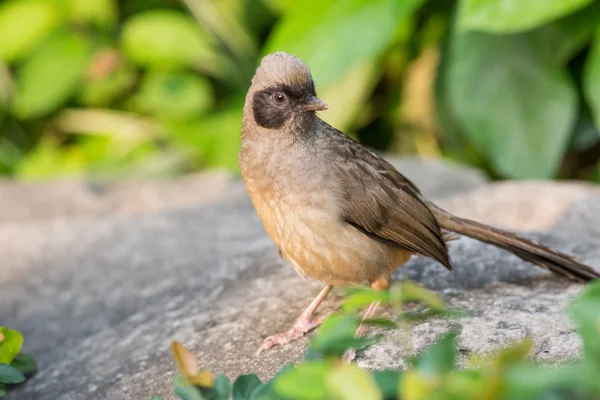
<box><xmin>1</xmin><ymin>0</ymin><xmax>600</xmax><ymax>182</ymax></box>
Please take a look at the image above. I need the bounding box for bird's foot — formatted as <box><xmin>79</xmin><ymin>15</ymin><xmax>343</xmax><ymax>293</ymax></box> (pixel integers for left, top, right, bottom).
<box><xmin>256</xmin><ymin>314</ymin><xmax>325</xmax><ymax>356</ymax></box>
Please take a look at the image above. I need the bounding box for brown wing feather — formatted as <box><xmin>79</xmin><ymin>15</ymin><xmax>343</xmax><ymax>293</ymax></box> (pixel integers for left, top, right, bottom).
<box><xmin>325</xmin><ymin>125</ymin><xmax>451</xmax><ymax>270</ymax></box>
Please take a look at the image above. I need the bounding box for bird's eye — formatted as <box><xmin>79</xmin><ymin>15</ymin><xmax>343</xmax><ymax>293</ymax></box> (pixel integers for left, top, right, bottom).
<box><xmin>272</xmin><ymin>92</ymin><xmax>287</xmax><ymax>105</ymax></box>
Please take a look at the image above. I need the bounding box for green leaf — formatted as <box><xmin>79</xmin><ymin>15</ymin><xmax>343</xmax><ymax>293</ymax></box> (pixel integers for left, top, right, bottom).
<box><xmin>173</xmin><ymin>375</ymin><xmax>205</xmax><ymax>400</ymax></box>
<box><xmin>0</xmin><ymin>328</ymin><xmax>23</xmax><ymax>365</ymax></box>
<box><xmin>0</xmin><ymin>383</ymin><xmax>6</xmax><ymax>397</ymax></box>
<box><xmin>341</xmin><ymin>289</ymin><xmax>389</xmax><ymax>313</ymax></box>
<box><xmin>568</xmin><ymin>280</ymin><xmax>600</xmax><ymax>358</ymax></box>
<box><xmin>232</xmin><ymin>374</ymin><xmax>262</xmax><ymax>400</ymax></box>
<box><xmin>213</xmin><ymin>374</ymin><xmax>231</xmax><ymax>400</ymax></box>
<box><xmin>446</xmin><ymin>31</ymin><xmax>577</xmax><ymax>179</ymax></box>
<box><xmin>0</xmin><ymin>0</ymin><xmax>62</xmax><ymax>62</ymax></box>
<box><xmin>11</xmin><ymin>32</ymin><xmax>92</xmax><ymax>119</ymax></box>
<box><xmin>310</xmin><ymin>314</ymin><xmax>374</xmax><ymax>356</ymax></box>
<box><xmin>166</xmin><ymin>105</ymin><xmax>242</xmax><ymax>172</ymax></box>
<box><xmin>412</xmin><ymin>332</ymin><xmax>457</xmax><ymax>378</ymax></box>
<box><xmin>62</xmin><ymin>0</ymin><xmax>118</xmax><ymax>29</ymax></box>
<box><xmin>149</xmin><ymin>396</ymin><xmax>164</xmax><ymax>400</ymax></box>
<box><xmin>0</xmin><ymin>364</ymin><xmax>25</xmax><ymax>384</ymax></box>
<box><xmin>251</xmin><ymin>364</ymin><xmax>294</xmax><ymax>400</ymax></box>
<box><xmin>457</xmin><ymin>0</ymin><xmax>594</xmax><ymax>34</ymax></box>
<box><xmin>121</xmin><ymin>10</ymin><xmax>219</xmax><ymax>71</ymax></box>
<box><xmin>325</xmin><ymin>363</ymin><xmax>382</xmax><ymax>400</ymax></box>
<box><xmin>391</xmin><ymin>281</ymin><xmax>446</xmax><ymax>311</ymax></box>
<box><xmin>584</xmin><ymin>28</ymin><xmax>600</xmax><ymax>133</ymax></box>
<box><xmin>265</xmin><ymin>0</ymin><xmax>423</xmax><ymax>87</ymax></box>
<box><xmin>534</xmin><ymin>2</ymin><xmax>600</xmax><ymax>64</ymax></box>
<box><xmin>10</xmin><ymin>353</ymin><xmax>37</xmax><ymax>376</ymax></box>
<box><xmin>133</xmin><ymin>71</ymin><xmax>214</xmax><ymax>120</ymax></box>
<box><xmin>372</xmin><ymin>370</ymin><xmax>401</xmax><ymax>400</ymax></box>
<box><xmin>361</xmin><ymin>318</ymin><xmax>398</xmax><ymax>329</ymax></box>
<box><xmin>274</xmin><ymin>361</ymin><xmax>330</xmax><ymax>400</ymax></box>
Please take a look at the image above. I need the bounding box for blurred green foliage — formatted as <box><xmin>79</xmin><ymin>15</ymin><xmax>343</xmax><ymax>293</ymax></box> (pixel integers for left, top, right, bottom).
<box><xmin>1</xmin><ymin>0</ymin><xmax>600</xmax><ymax>181</ymax></box>
<box><xmin>0</xmin><ymin>326</ymin><xmax>37</xmax><ymax>398</ymax></box>
<box><xmin>154</xmin><ymin>279</ymin><xmax>600</xmax><ymax>400</ymax></box>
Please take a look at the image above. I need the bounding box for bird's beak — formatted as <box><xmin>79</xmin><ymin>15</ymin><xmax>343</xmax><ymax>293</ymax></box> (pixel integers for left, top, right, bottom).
<box><xmin>302</xmin><ymin>97</ymin><xmax>329</xmax><ymax>112</ymax></box>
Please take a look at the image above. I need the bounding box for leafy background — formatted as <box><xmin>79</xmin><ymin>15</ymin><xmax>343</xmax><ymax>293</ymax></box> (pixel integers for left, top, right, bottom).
<box><xmin>1</xmin><ymin>0</ymin><xmax>600</xmax><ymax>182</ymax></box>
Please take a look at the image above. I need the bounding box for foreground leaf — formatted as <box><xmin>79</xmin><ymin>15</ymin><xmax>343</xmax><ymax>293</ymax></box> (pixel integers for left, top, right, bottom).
<box><xmin>10</xmin><ymin>353</ymin><xmax>37</xmax><ymax>376</ymax></box>
<box><xmin>232</xmin><ymin>374</ymin><xmax>262</xmax><ymax>400</ymax></box>
<box><xmin>173</xmin><ymin>375</ymin><xmax>205</xmax><ymax>400</ymax></box>
<box><xmin>326</xmin><ymin>363</ymin><xmax>382</xmax><ymax>400</ymax></box>
<box><xmin>0</xmin><ymin>328</ymin><xmax>23</xmax><ymax>365</ymax></box>
<box><xmin>274</xmin><ymin>362</ymin><xmax>329</xmax><ymax>400</ymax></box>
<box><xmin>0</xmin><ymin>364</ymin><xmax>25</xmax><ymax>384</ymax></box>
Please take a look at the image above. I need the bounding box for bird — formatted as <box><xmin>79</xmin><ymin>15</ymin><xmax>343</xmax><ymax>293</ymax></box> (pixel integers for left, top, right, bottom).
<box><xmin>238</xmin><ymin>51</ymin><xmax>599</xmax><ymax>355</ymax></box>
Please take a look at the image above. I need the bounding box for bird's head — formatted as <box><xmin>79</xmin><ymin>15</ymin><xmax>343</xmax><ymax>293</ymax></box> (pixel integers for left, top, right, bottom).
<box><xmin>246</xmin><ymin>52</ymin><xmax>328</xmax><ymax>131</ymax></box>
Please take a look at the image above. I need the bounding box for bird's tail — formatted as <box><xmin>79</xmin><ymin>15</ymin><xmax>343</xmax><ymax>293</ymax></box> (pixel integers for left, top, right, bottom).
<box><xmin>428</xmin><ymin>202</ymin><xmax>599</xmax><ymax>282</ymax></box>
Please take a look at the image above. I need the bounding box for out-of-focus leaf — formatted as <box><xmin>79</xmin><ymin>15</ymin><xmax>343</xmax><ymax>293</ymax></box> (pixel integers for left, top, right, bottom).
<box><xmin>265</xmin><ymin>0</ymin><xmax>424</xmax><ymax>87</ymax></box>
<box><xmin>11</xmin><ymin>32</ymin><xmax>92</xmax><ymax>119</ymax></box>
<box><xmin>534</xmin><ymin>1</ymin><xmax>600</xmax><ymax>64</ymax></box>
<box><xmin>133</xmin><ymin>72</ymin><xmax>213</xmax><ymax>120</ymax></box>
<box><xmin>446</xmin><ymin>31</ymin><xmax>577</xmax><ymax>179</ymax></box>
<box><xmin>400</xmin><ymin>370</ymin><xmax>436</xmax><ymax>400</ymax></box>
<box><xmin>0</xmin><ymin>383</ymin><xmax>6</xmax><ymax>396</ymax></box>
<box><xmin>457</xmin><ymin>0</ymin><xmax>594</xmax><ymax>34</ymax></box>
<box><xmin>173</xmin><ymin>375</ymin><xmax>205</xmax><ymax>400</ymax></box>
<box><xmin>166</xmin><ymin>105</ymin><xmax>242</xmax><ymax>172</ymax></box>
<box><xmin>492</xmin><ymin>338</ymin><xmax>533</xmax><ymax>368</ymax></box>
<box><xmin>390</xmin><ymin>281</ymin><xmax>445</xmax><ymax>311</ymax></box>
<box><xmin>584</xmin><ymin>29</ymin><xmax>600</xmax><ymax>133</ymax></box>
<box><xmin>232</xmin><ymin>374</ymin><xmax>262</xmax><ymax>400</ymax></box>
<box><xmin>0</xmin><ymin>328</ymin><xmax>23</xmax><ymax>365</ymax></box>
<box><xmin>326</xmin><ymin>363</ymin><xmax>382</xmax><ymax>400</ymax></box>
<box><xmin>0</xmin><ymin>364</ymin><xmax>24</xmax><ymax>384</ymax></box>
<box><xmin>319</xmin><ymin>58</ymin><xmax>380</xmax><ymax>132</ymax></box>
<box><xmin>79</xmin><ymin>49</ymin><xmax>136</xmax><ymax>107</ymax></box>
<box><xmin>62</xmin><ymin>0</ymin><xmax>118</xmax><ymax>29</ymax></box>
<box><xmin>372</xmin><ymin>370</ymin><xmax>401</xmax><ymax>400</ymax></box>
<box><xmin>251</xmin><ymin>363</ymin><xmax>293</xmax><ymax>400</ymax></box>
<box><xmin>412</xmin><ymin>332</ymin><xmax>456</xmax><ymax>378</ymax></box>
<box><xmin>149</xmin><ymin>396</ymin><xmax>164</xmax><ymax>400</ymax></box>
<box><xmin>309</xmin><ymin>314</ymin><xmax>380</xmax><ymax>356</ymax></box>
<box><xmin>274</xmin><ymin>361</ymin><xmax>329</xmax><ymax>400</ymax></box>
<box><xmin>121</xmin><ymin>10</ymin><xmax>219</xmax><ymax>71</ymax></box>
<box><xmin>171</xmin><ymin>341</ymin><xmax>199</xmax><ymax>379</ymax></box>
<box><xmin>341</xmin><ymin>289</ymin><xmax>389</xmax><ymax>313</ymax></box>
<box><xmin>0</xmin><ymin>0</ymin><xmax>62</xmax><ymax>62</ymax></box>
<box><xmin>569</xmin><ymin>280</ymin><xmax>600</xmax><ymax>358</ymax></box>
<box><xmin>361</xmin><ymin>318</ymin><xmax>397</xmax><ymax>329</ymax></box>
<box><xmin>10</xmin><ymin>353</ymin><xmax>37</xmax><ymax>376</ymax></box>
<box><xmin>213</xmin><ymin>375</ymin><xmax>230</xmax><ymax>400</ymax></box>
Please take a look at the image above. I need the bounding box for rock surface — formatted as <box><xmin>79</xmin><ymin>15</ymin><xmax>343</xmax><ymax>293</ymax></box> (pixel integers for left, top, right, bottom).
<box><xmin>1</xmin><ymin>156</ymin><xmax>599</xmax><ymax>400</ymax></box>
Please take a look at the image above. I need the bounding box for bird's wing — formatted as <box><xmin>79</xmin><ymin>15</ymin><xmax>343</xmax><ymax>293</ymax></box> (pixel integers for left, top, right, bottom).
<box><xmin>330</xmin><ymin>135</ymin><xmax>451</xmax><ymax>270</ymax></box>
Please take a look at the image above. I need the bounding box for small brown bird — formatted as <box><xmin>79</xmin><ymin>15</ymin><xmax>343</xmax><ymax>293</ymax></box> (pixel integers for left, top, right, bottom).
<box><xmin>239</xmin><ymin>52</ymin><xmax>599</xmax><ymax>355</ymax></box>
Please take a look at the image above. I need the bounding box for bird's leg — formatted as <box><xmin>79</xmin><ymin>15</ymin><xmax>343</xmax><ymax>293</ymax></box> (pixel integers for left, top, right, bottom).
<box><xmin>343</xmin><ymin>300</ymin><xmax>381</xmax><ymax>362</ymax></box>
<box><xmin>256</xmin><ymin>284</ymin><xmax>332</xmax><ymax>356</ymax></box>
<box><xmin>344</xmin><ymin>275</ymin><xmax>390</xmax><ymax>362</ymax></box>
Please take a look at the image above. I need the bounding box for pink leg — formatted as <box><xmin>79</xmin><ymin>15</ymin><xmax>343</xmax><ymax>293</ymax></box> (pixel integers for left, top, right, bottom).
<box><xmin>344</xmin><ymin>300</ymin><xmax>381</xmax><ymax>362</ymax></box>
<box><xmin>256</xmin><ymin>285</ymin><xmax>332</xmax><ymax>356</ymax></box>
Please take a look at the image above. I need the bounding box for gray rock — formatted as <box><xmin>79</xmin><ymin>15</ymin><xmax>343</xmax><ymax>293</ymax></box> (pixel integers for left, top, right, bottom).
<box><xmin>1</xmin><ymin>158</ymin><xmax>599</xmax><ymax>400</ymax></box>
